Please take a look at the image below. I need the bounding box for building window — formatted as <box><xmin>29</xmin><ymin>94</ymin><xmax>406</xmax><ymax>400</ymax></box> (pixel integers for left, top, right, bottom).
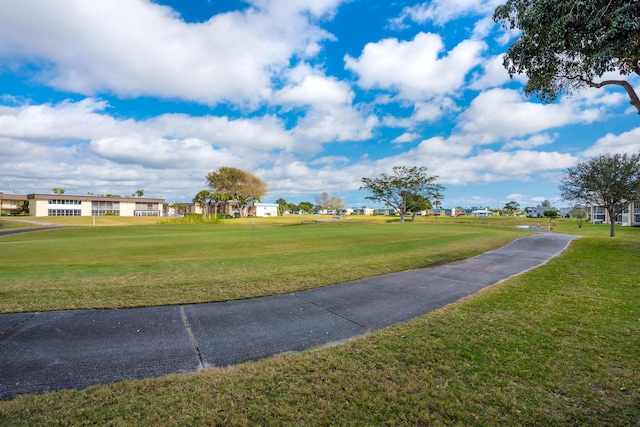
<box><xmin>91</xmin><ymin>210</ymin><xmax>120</xmax><ymax>216</ymax></box>
<box><xmin>48</xmin><ymin>209</ymin><xmax>81</xmax><ymax>216</ymax></box>
<box><xmin>134</xmin><ymin>210</ymin><xmax>159</xmax><ymax>216</ymax></box>
<box><xmin>91</xmin><ymin>201</ymin><xmax>120</xmax><ymax>216</ymax></box>
<box><xmin>592</xmin><ymin>206</ymin><xmax>606</xmax><ymax>222</ymax></box>
<box><xmin>48</xmin><ymin>199</ymin><xmax>81</xmax><ymax>205</ymax></box>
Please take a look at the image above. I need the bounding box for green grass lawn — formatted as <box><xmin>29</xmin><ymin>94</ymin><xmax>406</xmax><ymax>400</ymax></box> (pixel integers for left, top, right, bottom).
<box><xmin>0</xmin><ymin>218</ymin><xmax>638</xmax><ymax>425</ymax></box>
<box><xmin>0</xmin><ymin>218</ymin><xmax>39</xmax><ymax>230</ymax></box>
<box><xmin>0</xmin><ymin>218</ymin><xmax>527</xmax><ymax>313</ymax></box>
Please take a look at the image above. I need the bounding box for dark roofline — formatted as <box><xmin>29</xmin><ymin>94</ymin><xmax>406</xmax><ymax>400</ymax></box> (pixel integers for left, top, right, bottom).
<box><xmin>0</xmin><ymin>193</ymin><xmax>28</xmax><ymax>201</ymax></box>
<box><xmin>26</xmin><ymin>194</ymin><xmax>164</xmax><ymax>203</ymax></box>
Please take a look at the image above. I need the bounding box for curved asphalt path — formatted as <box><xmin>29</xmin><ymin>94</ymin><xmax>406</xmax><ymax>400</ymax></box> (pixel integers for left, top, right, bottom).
<box><xmin>0</xmin><ymin>232</ymin><xmax>578</xmax><ymax>400</ymax></box>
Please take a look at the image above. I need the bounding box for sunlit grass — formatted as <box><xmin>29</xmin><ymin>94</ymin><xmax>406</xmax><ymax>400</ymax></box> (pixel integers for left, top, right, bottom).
<box><xmin>0</xmin><ymin>220</ymin><xmax>527</xmax><ymax>313</ymax></box>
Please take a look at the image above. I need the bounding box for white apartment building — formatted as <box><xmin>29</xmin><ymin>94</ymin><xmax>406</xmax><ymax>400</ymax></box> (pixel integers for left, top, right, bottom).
<box><xmin>27</xmin><ymin>194</ymin><xmax>164</xmax><ymax>217</ymax></box>
<box><xmin>591</xmin><ymin>201</ymin><xmax>640</xmax><ymax>226</ymax></box>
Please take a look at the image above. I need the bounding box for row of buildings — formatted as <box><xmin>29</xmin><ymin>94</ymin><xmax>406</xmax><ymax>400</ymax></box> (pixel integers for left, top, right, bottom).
<box><xmin>0</xmin><ymin>193</ymin><xmax>279</xmax><ymax>218</ymax></box>
<box><xmin>1</xmin><ymin>192</ymin><xmax>639</xmax><ymax>226</ymax></box>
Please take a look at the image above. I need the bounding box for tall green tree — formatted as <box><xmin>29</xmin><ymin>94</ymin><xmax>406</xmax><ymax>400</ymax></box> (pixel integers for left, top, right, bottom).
<box><xmin>298</xmin><ymin>201</ymin><xmax>313</xmax><ymax>214</ymax></box>
<box><xmin>275</xmin><ymin>198</ymin><xmax>288</xmax><ymax>216</ymax></box>
<box><xmin>206</xmin><ymin>167</ymin><xmax>268</xmax><ymax>218</ymax></box>
<box><xmin>51</xmin><ymin>187</ymin><xmax>65</xmax><ymax>194</ymax></box>
<box><xmin>360</xmin><ymin>166</ymin><xmax>443</xmax><ymax>223</ymax></box>
<box><xmin>493</xmin><ymin>0</ymin><xmax>640</xmax><ymax>114</ymax></box>
<box><xmin>503</xmin><ymin>201</ymin><xmax>520</xmax><ymax>216</ymax></box>
<box><xmin>406</xmin><ymin>194</ymin><xmax>432</xmax><ymax>220</ymax></box>
<box><xmin>559</xmin><ymin>152</ymin><xmax>640</xmax><ymax>237</ymax></box>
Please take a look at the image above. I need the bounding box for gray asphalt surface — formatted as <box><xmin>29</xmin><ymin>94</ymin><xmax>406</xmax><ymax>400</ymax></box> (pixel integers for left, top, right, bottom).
<box><xmin>0</xmin><ymin>232</ymin><xmax>578</xmax><ymax>400</ymax></box>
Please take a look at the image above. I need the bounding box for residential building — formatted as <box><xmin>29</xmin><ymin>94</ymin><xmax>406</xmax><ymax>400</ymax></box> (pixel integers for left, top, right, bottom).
<box><xmin>439</xmin><ymin>208</ymin><xmax>465</xmax><ymax>217</ymax></box>
<box><xmin>558</xmin><ymin>207</ymin><xmax>573</xmax><ymax>218</ymax></box>
<box><xmin>0</xmin><ymin>193</ymin><xmax>28</xmax><ymax>215</ymax></box>
<box><xmin>526</xmin><ymin>205</ymin><xmax>559</xmax><ymax>218</ymax></box>
<box><xmin>590</xmin><ymin>201</ymin><xmax>640</xmax><ymax>226</ymax></box>
<box><xmin>471</xmin><ymin>209</ymin><xmax>494</xmax><ymax>218</ymax></box>
<box><xmin>164</xmin><ymin>201</ymin><xmax>236</xmax><ymax>217</ymax></box>
<box><xmin>351</xmin><ymin>208</ymin><xmax>374</xmax><ymax>216</ymax></box>
<box><xmin>26</xmin><ymin>194</ymin><xmax>164</xmax><ymax>217</ymax></box>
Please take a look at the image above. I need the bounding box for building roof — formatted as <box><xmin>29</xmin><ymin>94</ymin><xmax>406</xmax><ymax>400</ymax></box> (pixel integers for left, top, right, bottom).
<box><xmin>0</xmin><ymin>193</ymin><xmax>28</xmax><ymax>201</ymax></box>
<box><xmin>26</xmin><ymin>194</ymin><xmax>164</xmax><ymax>203</ymax></box>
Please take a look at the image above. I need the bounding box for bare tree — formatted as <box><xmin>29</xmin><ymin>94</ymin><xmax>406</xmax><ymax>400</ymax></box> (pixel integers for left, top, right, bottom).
<box><xmin>314</xmin><ymin>192</ymin><xmax>331</xmax><ymax>214</ymax></box>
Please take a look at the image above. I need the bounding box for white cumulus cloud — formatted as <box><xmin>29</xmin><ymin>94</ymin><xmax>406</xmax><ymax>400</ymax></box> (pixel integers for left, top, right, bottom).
<box><xmin>582</xmin><ymin>127</ymin><xmax>640</xmax><ymax>157</ymax></box>
<box><xmin>0</xmin><ymin>0</ymin><xmax>341</xmax><ymax>107</ymax></box>
<box><xmin>345</xmin><ymin>32</ymin><xmax>486</xmax><ymax>101</ymax></box>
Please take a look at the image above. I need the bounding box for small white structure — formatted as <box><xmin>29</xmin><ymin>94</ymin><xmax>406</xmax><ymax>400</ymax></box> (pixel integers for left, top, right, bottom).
<box><xmin>251</xmin><ymin>202</ymin><xmax>279</xmax><ymax>217</ymax></box>
<box><xmin>471</xmin><ymin>209</ymin><xmax>494</xmax><ymax>218</ymax></box>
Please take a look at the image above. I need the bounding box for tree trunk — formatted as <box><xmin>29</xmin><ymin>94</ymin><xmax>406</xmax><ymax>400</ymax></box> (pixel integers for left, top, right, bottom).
<box><xmin>608</xmin><ymin>207</ymin><xmax>616</xmax><ymax>237</ymax></box>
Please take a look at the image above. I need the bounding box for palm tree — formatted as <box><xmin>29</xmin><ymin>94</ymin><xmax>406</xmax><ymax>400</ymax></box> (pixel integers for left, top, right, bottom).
<box><xmin>193</xmin><ymin>190</ymin><xmax>211</xmax><ymax>220</ymax></box>
<box><xmin>209</xmin><ymin>191</ymin><xmax>231</xmax><ymax>220</ymax></box>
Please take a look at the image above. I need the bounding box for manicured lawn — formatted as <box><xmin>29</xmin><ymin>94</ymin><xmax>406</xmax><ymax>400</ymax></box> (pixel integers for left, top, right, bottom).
<box><xmin>0</xmin><ymin>219</ymin><xmax>527</xmax><ymax>313</ymax></box>
<box><xmin>0</xmin><ymin>218</ymin><xmax>39</xmax><ymax>230</ymax></box>
<box><xmin>0</xmin><ymin>218</ymin><xmax>637</xmax><ymax>425</ymax></box>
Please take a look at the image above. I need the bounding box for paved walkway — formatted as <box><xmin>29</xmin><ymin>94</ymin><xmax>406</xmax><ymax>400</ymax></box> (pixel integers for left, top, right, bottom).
<box><xmin>0</xmin><ymin>232</ymin><xmax>578</xmax><ymax>400</ymax></box>
<box><xmin>0</xmin><ymin>218</ymin><xmax>66</xmax><ymax>237</ymax></box>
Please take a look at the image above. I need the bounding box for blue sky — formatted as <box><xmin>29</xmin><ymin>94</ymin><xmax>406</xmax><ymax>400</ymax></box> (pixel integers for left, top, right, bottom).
<box><xmin>1</xmin><ymin>0</ymin><xmax>638</xmax><ymax>209</ymax></box>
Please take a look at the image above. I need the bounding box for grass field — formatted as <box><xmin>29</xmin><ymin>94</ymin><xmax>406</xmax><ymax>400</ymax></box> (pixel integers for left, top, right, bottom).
<box><xmin>0</xmin><ymin>216</ymin><xmax>530</xmax><ymax>313</ymax></box>
<box><xmin>0</xmin><ymin>216</ymin><xmax>638</xmax><ymax>425</ymax></box>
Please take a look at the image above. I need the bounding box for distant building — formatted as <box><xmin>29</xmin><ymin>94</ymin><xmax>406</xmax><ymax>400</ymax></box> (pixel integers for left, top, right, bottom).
<box><xmin>26</xmin><ymin>194</ymin><xmax>164</xmax><ymax>217</ymax></box>
<box><xmin>250</xmin><ymin>202</ymin><xmax>279</xmax><ymax>217</ymax></box>
<box><xmin>558</xmin><ymin>207</ymin><xmax>573</xmax><ymax>218</ymax></box>
<box><xmin>0</xmin><ymin>193</ymin><xmax>28</xmax><ymax>215</ymax></box>
<box><xmin>439</xmin><ymin>208</ymin><xmax>465</xmax><ymax>217</ymax></box>
<box><xmin>526</xmin><ymin>205</ymin><xmax>559</xmax><ymax>218</ymax></box>
<box><xmin>351</xmin><ymin>208</ymin><xmax>373</xmax><ymax>215</ymax></box>
<box><xmin>591</xmin><ymin>201</ymin><xmax>640</xmax><ymax>226</ymax></box>
<box><xmin>471</xmin><ymin>209</ymin><xmax>494</xmax><ymax>218</ymax></box>
<box><xmin>164</xmin><ymin>201</ymin><xmax>235</xmax><ymax>217</ymax></box>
